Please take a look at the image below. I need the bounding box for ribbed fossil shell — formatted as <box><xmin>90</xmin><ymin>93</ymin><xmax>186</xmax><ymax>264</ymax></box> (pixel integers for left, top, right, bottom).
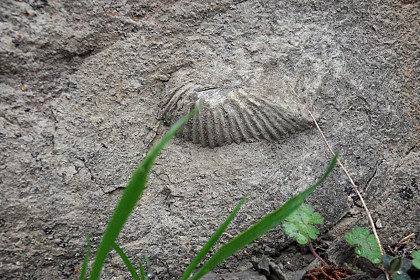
<box><xmin>162</xmin><ymin>81</ymin><xmax>313</xmax><ymax>148</ymax></box>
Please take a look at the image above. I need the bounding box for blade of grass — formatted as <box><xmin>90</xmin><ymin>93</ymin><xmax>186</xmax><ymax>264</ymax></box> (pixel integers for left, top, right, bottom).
<box><xmin>138</xmin><ymin>257</ymin><xmax>148</xmax><ymax>280</ymax></box>
<box><xmin>189</xmin><ymin>153</ymin><xmax>338</xmax><ymax>280</ymax></box>
<box><xmin>79</xmin><ymin>232</ymin><xmax>90</xmax><ymax>280</ymax></box>
<box><xmin>180</xmin><ymin>196</ymin><xmax>248</xmax><ymax>280</ymax></box>
<box><xmin>145</xmin><ymin>256</ymin><xmax>151</xmax><ymax>279</ymax></box>
<box><xmin>88</xmin><ymin>108</ymin><xmax>199</xmax><ymax>280</ymax></box>
<box><xmin>111</xmin><ymin>241</ymin><xmax>141</xmax><ymax>280</ymax></box>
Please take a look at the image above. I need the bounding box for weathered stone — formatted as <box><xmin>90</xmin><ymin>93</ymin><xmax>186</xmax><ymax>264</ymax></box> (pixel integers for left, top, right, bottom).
<box><xmin>1</xmin><ymin>1</ymin><xmax>418</xmax><ymax>279</ymax></box>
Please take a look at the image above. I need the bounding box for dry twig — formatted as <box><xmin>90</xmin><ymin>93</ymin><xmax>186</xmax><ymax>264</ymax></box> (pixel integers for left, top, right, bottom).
<box><xmin>398</xmin><ymin>233</ymin><xmax>416</xmax><ymax>245</ymax></box>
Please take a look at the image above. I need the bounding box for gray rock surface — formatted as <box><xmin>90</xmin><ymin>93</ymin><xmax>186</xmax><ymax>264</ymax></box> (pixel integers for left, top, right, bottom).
<box><xmin>1</xmin><ymin>0</ymin><xmax>418</xmax><ymax>279</ymax></box>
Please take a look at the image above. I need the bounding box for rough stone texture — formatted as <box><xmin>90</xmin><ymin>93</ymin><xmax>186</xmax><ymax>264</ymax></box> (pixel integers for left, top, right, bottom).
<box><xmin>1</xmin><ymin>0</ymin><xmax>418</xmax><ymax>279</ymax></box>
<box><xmin>201</xmin><ymin>270</ymin><xmax>266</xmax><ymax>280</ymax></box>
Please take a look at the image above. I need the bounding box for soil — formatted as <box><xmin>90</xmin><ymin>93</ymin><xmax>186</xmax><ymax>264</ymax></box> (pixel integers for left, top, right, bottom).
<box><xmin>1</xmin><ymin>1</ymin><xmax>418</xmax><ymax>279</ymax></box>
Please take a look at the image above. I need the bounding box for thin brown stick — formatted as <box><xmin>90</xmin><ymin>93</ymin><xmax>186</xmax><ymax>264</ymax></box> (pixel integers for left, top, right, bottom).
<box><xmin>306</xmin><ymin>108</ymin><xmax>384</xmax><ymax>254</ymax></box>
<box><xmin>309</xmin><ymin>240</ymin><xmax>329</xmax><ymax>267</ymax></box>
<box><xmin>398</xmin><ymin>233</ymin><xmax>415</xmax><ymax>244</ymax></box>
<box><xmin>288</xmin><ymin>85</ymin><xmax>386</xmax><ymax>260</ymax></box>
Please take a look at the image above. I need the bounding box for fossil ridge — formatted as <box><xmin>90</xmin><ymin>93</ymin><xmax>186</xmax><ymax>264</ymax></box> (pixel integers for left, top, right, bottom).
<box><xmin>162</xmin><ymin>69</ymin><xmax>313</xmax><ymax>148</ymax></box>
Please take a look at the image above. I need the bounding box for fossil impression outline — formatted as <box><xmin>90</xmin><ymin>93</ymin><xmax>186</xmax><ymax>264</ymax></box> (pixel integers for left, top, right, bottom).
<box><xmin>162</xmin><ymin>79</ymin><xmax>313</xmax><ymax>148</ymax></box>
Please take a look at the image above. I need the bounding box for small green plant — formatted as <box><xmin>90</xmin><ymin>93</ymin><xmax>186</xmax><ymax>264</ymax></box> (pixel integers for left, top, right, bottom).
<box><xmin>281</xmin><ymin>207</ymin><xmax>419</xmax><ymax>280</ymax></box>
<box><xmin>412</xmin><ymin>250</ymin><xmax>420</xmax><ymax>269</ymax></box>
<box><xmin>79</xmin><ymin>108</ymin><xmax>339</xmax><ymax>280</ymax></box>
<box><xmin>282</xmin><ymin>203</ymin><xmax>329</xmax><ymax>266</ymax></box>
<box><xmin>379</xmin><ymin>254</ymin><xmax>412</xmax><ymax>280</ymax></box>
<box><xmin>344</xmin><ymin>227</ymin><xmax>420</xmax><ymax>279</ymax></box>
<box><xmin>281</xmin><ymin>204</ymin><xmax>357</xmax><ymax>279</ymax></box>
<box><xmin>282</xmin><ymin>203</ymin><xmax>324</xmax><ymax>245</ymax></box>
<box><xmin>345</xmin><ymin>227</ymin><xmax>382</xmax><ymax>265</ymax></box>
<box><xmin>281</xmin><ymin>205</ymin><xmax>420</xmax><ymax>280</ymax></box>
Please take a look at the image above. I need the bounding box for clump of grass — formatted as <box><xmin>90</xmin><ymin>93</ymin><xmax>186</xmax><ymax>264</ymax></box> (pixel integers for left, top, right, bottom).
<box><xmin>183</xmin><ymin>154</ymin><xmax>336</xmax><ymax>280</ymax></box>
<box><xmin>80</xmin><ymin>108</ymin><xmax>338</xmax><ymax>280</ymax></box>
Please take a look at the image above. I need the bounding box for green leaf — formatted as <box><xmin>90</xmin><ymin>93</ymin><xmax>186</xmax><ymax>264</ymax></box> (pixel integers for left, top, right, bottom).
<box><xmin>138</xmin><ymin>257</ymin><xmax>148</xmax><ymax>280</ymax></box>
<box><xmin>138</xmin><ymin>262</ymin><xmax>146</xmax><ymax>280</ymax></box>
<box><xmin>383</xmin><ymin>254</ymin><xmax>394</xmax><ymax>272</ymax></box>
<box><xmin>390</xmin><ymin>257</ymin><xmax>411</xmax><ymax>280</ymax></box>
<box><xmin>79</xmin><ymin>232</ymin><xmax>90</xmax><ymax>280</ymax></box>
<box><xmin>138</xmin><ymin>256</ymin><xmax>150</xmax><ymax>280</ymax></box>
<box><xmin>344</xmin><ymin>227</ymin><xmax>381</xmax><ymax>264</ymax></box>
<box><xmin>188</xmin><ymin>153</ymin><xmax>339</xmax><ymax>280</ymax></box>
<box><xmin>111</xmin><ymin>241</ymin><xmax>141</xmax><ymax>280</ymax></box>
<box><xmin>180</xmin><ymin>196</ymin><xmax>247</xmax><ymax>280</ymax></box>
<box><xmin>282</xmin><ymin>203</ymin><xmax>324</xmax><ymax>245</ymax></box>
<box><xmin>391</xmin><ymin>273</ymin><xmax>410</xmax><ymax>280</ymax></box>
<box><xmin>88</xmin><ymin>108</ymin><xmax>199</xmax><ymax>280</ymax></box>
<box><xmin>400</xmin><ymin>256</ymin><xmax>412</xmax><ymax>272</ymax></box>
<box><xmin>389</xmin><ymin>256</ymin><xmax>403</xmax><ymax>273</ymax></box>
<box><xmin>144</xmin><ymin>256</ymin><xmax>152</xmax><ymax>279</ymax></box>
<box><xmin>412</xmin><ymin>250</ymin><xmax>420</xmax><ymax>269</ymax></box>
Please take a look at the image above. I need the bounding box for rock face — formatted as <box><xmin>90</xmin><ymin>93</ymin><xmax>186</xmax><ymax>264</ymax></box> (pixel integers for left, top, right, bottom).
<box><xmin>1</xmin><ymin>1</ymin><xmax>418</xmax><ymax>279</ymax></box>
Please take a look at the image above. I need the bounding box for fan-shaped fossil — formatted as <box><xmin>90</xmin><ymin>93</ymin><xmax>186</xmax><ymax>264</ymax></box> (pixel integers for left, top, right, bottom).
<box><xmin>161</xmin><ymin>80</ymin><xmax>313</xmax><ymax>148</ymax></box>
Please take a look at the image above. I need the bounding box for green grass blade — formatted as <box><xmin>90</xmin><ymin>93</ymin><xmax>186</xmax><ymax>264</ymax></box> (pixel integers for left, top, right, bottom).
<box><xmin>189</xmin><ymin>153</ymin><xmax>338</xmax><ymax>280</ymax></box>
<box><xmin>111</xmin><ymin>241</ymin><xmax>141</xmax><ymax>280</ymax></box>
<box><xmin>79</xmin><ymin>232</ymin><xmax>90</xmax><ymax>280</ymax></box>
<box><xmin>144</xmin><ymin>256</ymin><xmax>151</xmax><ymax>280</ymax></box>
<box><xmin>88</xmin><ymin>108</ymin><xmax>198</xmax><ymax>280</ymax></box>
<box><xmin>138</xmin><ymin>258</ymin><xmax>147</xmax><ymax>280</ymax></box>
<box><xmin>180</xmin><ymin>196</ymin><xmax>248</xmax><ymax>280</ymax></box>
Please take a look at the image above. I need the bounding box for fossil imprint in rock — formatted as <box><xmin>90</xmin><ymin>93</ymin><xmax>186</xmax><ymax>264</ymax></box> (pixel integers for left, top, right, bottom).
<box><xmin>161</xmin><ymin>69</ymin><xmax>314</xmax><ymax>148</ymax></box>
